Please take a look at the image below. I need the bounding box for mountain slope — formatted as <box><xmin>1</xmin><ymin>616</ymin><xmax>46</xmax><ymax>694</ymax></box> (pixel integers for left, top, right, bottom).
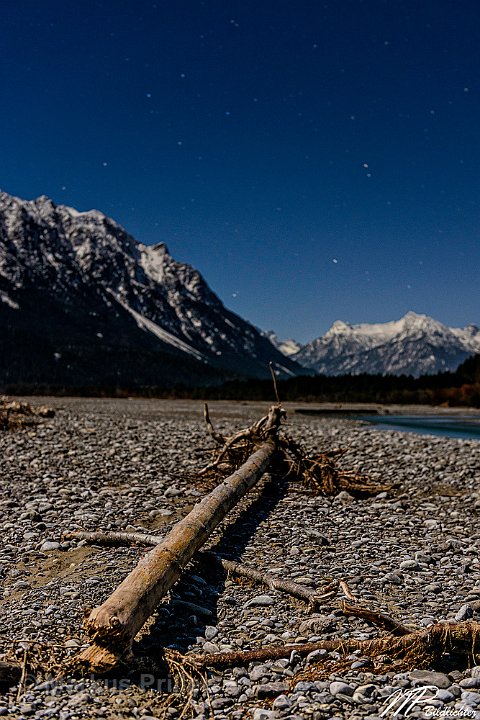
<box><xmin>261</xmin><ymin>330</ymin><xmax>303</xmax><ymax>357</ymax></box>
<box><xmin>0</xmin><ymin>191</ymin><xmax>302</xmax><ymax>387</ymax></box>
<box><xmin>294</xmin><ymin>312</ymin><xmax>480</xmax><ymax>377</ymax></box>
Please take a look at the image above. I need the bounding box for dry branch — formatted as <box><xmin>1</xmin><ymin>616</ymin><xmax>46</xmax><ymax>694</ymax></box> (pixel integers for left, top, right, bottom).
<box><xmin>0</xmin><ymin>396</ymin><xmax>54</xmax><ymax>431</ymax></box>
<box><xmin>340</xmin><ymin>601</ymin><xmax>410</xmax><ymax>636</ymax></box>
<box><xmin>73</xmin><ymin>406</ymin><xmax>284</xmax><ymax>674</ymax></box>
<box><xmin>64</xmin><ymin>530</ymin><xmax>166</xmax><ymax>547</ymax></box>
<box><xmin>201</xmin><ymin>403</ymin><xmax>389</xmax><ymax>497</ymax></box>
<box><xmin>64</xmin><ymin>531</ymin><xmax>325</xmax><ymax>611</ymax></box>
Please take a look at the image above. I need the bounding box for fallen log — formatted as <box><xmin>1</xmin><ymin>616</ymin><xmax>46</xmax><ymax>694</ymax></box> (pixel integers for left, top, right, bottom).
<box><xmin>73</xmin><ymin>405</ymin><xmax>284</xmax><ymax>674</ymax></box>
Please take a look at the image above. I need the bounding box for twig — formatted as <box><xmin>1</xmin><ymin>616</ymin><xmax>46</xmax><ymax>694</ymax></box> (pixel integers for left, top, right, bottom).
<box><xmin>203</xmin><ymin>403</ymin><xmax>225</xmax><ymax>445</ymax></box>
<box><xmin>199</xmin><ymin>552</ymin><xmax>324</xmax><ymax>611</ymax></box>
<box><xmin>339</xmin><ymin>580</ymin><xmax>356</xmax><ymax>601</ymax></box>
<box><xmin>64</xmin><ymin>530</ymin><xmax>165</xmax><ymax>546</ymax></box>
<box><xmin>269</xmin><ymin>361</ymin><xmax>281</xmax><ymax>404</ymax></box>
<box><xmin>16</xmin><ymin>648</ymin><xmax>28</xmax><ymax>702</ymax></box>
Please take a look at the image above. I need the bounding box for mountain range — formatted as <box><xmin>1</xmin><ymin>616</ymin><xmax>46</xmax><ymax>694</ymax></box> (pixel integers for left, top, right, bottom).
<box><xmin>290</xmin><ymin>312</ymin><xmax>480</xmax><ymax>377</ymax></box>
<box><xmin>1</xmin><ymin>190</ymin><xmax>478</xmax><ymax>388</ymax></box>
<box><xmin>0</xmin><ymin>191</ymin><xmax>301</xmax><ymax>388</ymax></box>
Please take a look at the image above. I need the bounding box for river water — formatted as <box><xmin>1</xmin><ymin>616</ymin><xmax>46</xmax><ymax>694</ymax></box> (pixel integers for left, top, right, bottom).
<box><xmin>359</xmin><ymin>414</ymin><xmax>480</xmax><ymax>440</ymax></box>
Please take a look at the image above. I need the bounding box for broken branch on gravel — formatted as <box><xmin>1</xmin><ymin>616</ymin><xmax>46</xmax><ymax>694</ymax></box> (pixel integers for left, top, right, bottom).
<box><xmin>64</xmin><ymin>530</ymin><xmax>327</xmax><ymax>612</ymax></box>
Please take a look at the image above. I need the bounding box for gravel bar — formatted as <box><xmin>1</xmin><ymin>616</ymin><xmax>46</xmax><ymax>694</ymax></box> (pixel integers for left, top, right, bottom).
<box><xmin>1</xmin><ymin>397</ymin><xmax>479</xmax><ymax>720</ymax></box>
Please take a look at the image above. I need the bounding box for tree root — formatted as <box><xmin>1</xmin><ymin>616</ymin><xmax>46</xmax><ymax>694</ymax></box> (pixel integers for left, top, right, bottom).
<box><xmin>202</xmin><ymin>403</ymin><xmax>391</xmax><ymax>497</ymax></box>
<box><xmin>187</xmin><ymin>621</ymin><xmax>480</xmax><ymax>675</ymax></box>
<box><xmin>0</xmin><ymin>396</ymin><xmax>54</xmax><ymax>431</ymax></box>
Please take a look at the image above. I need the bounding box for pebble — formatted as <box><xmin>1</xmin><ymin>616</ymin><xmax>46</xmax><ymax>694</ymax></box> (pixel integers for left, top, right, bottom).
<box><xmin>455</xmin><ymin>603</ymin><xmax>474</xmax><ymax>621</ymax></box>
<box><xmin>330</xmin><ymin>681</ymin><xmax>355</xmax><ymax>697</ymax></box>
<box><xmin>255</xmin><ymin>682</ymin><xmax>289</xmax><ymax>698</ymax></box>
<box><xmin>243</xmin><ymin>594</ymin><xmax>275</xmax><ymax>609</ymax></box>
<box><xmin>39</xmin><ymin>541</ymin><xmax>60</xmax><ymax>552</ymax></box>
<box><xmin>252</xmin><ymin>710</ymin><xmax>278</xmax><ymax>720</ymax></box>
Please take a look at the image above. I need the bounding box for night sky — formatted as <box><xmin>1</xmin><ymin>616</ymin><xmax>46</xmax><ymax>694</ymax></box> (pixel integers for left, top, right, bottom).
<box><xmin>1</xmin><ymin>1</ymin><xmax>479</xmax><ymax>342</ymax></box>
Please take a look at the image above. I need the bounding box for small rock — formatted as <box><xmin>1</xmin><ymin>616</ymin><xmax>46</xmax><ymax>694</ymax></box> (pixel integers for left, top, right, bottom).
<box><xmin>353</xmin><ymin>684</ymin><xmax>378</xmax><ymax>703</ymax></box>
<box><xmin>223</xmin><ymin>680</ymin><xmax>240</xmax><ymax>698</ymax></box>
<box><xmin>382</xmin><ymin>572</ymin><xmax>403</xmax><ymax>585</ymax></box>
<box><xmin>19</xmin><ymin>705</ymin><xmax>35</xmax><ymax>716</ymax></box>
<box><xmin>460</xmin><ymin>678</ymin><xmax>480</xmax><ymax>689</ymax></box>
<box><xmin>252</xmin><ymin>709</ymin><xmax>278</xmax><ymax>720</ymax></box>
<box><xmin>273</xmin><ymin>694</ymin><xmax>291</xmax><ymax>710</ymax></box>
<box><xmin>306</xmin><ymin>648</ymin><xmax>328</xmax><ymax>664</ymax></box>
<box><xmin>461</xmin><ymin>691</ymin><xmax>480</xmax><ymax>707</ymax></box>
<box><xmin>68</xmin><ymin>692</ymin><xmax>92</xmax><ymax>707</ymax></box>
<box><xmin>400</xmin><ymin>559</ymin><xmax>420</xmax><ymax>571</ymax></box>
<box><xmin>40</xmin><ymin>541</ymin><xmax>60</xmax><ymax>552</ymax></box>
<box><xmin>244</xmin><ymin>595</ymin><xmax>275</xmax><ymax>609</ymax></box>
<box><xmin>336</xmin><ymin>490</ymin><xmax>354</xmax><ymax>503</ymax></box>
<box><xmin>204</xmin><ymin>626</ymin><xmax>218</xmax><ymax>641</ymax></box>
<box><xmin>330</xmin><ymin>681</ymin><xmax>355</xmax><ymax>697</ymax></box>
<box><xmin>410</xmin><ymin>670</ymin><xmax>451</xmax><ymax>689</ymax></box>
<box><xmin>202</xmin><ymin>641</ymin><xmax>219</xmax><ymax>653</ymax></box>
<box><xmin>455</xmin><ymin>604</ymin><xmax>474</xmax><ymax>622</ymax></box>
<box><xmin>250</xmin><ymin>664</ymin><xmax>271</xmax><ymax>682</ymax></box>
<box><xmin>256</xmin><ymin>682</ymin><xmax>289</xmax><ymax>698</ymax></box>
<box><xmin>435</xmin><ymin>689</ymin><xmax>455</xmax><ymax>702</ymax></box>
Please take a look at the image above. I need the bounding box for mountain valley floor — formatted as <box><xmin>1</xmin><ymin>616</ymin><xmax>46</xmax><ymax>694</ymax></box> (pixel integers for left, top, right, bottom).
<box><xmin>0</xmin><ymin>398</ymin><xmax>479</xmax><ymax>719</ymax></box>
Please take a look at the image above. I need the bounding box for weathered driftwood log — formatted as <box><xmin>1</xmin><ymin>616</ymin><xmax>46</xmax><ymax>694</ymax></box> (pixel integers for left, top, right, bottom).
<box><xmin>74</xmin><ymin>406</ymin><xmax>284</xmax><ymax>674</ymax></box>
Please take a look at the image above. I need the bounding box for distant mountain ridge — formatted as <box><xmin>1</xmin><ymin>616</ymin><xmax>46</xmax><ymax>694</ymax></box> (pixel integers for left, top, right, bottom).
<box><xmin>293</xmin><ymin>312</ymin><xmax>480</xmax><ymax>377</ymax></box>
<box><xmin>0</xmin><ymin>191</ymin><xmax>302</xmax><ymax>387</ymax></box>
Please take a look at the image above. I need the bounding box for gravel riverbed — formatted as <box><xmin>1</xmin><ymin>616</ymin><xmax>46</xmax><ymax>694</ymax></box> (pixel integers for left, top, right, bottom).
<box><xmin>0</xmin><ymin>397</ymin><xmax>479</xmax><ymax>720</ymax></box>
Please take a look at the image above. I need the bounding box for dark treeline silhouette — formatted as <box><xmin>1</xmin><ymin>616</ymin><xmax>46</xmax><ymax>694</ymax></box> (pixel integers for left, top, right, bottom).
<box><xmin>4</xmin><ymin>354</ymin><xmax>480</xmax><ymax>407</ymax></box>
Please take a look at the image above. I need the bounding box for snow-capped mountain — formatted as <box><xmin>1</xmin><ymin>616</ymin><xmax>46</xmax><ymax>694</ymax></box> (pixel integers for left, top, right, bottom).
<box><xmin>294</xmin><ymin>312</ymin><xmax>480</xmax><ymax>377</ymax></box>
<box><xmin>0</xmin><ymin>191</ymin><xmax>302</xmax><ymax>387</ymax></box>
<box><xmin>261</xmin><ymin>330</ymin><xmax>303</xmax><ymax>357</ymax></box>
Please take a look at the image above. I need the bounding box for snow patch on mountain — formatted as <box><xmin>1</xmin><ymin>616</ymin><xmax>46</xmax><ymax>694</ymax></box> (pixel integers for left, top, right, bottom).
<box><xmin>112</xmin><ymin>293</ymin><xmax>206</xmax><ymax>362</ymax></box>
<box><xmin>261</xmin><ymin>330</ymin><xmax>303</xmax><ymax>357</ymax></box>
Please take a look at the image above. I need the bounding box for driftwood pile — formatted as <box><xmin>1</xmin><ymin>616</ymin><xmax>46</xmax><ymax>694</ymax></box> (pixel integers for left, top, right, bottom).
<box><xmin>0</xmin><ymin>397</ymin><xmax>54</xmax><ymax>431</ymax></box>
<box><xmin>2</xmin><ymin>398</ymin><xmax>480</xmax><ymax>712</ymax></box>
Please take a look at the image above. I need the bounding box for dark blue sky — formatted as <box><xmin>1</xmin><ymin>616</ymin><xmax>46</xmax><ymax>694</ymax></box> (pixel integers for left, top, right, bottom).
<box><xmin>1</xmin><ymin>1</ymin><xmax>479</xmax><ymax>342</ymax></box>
